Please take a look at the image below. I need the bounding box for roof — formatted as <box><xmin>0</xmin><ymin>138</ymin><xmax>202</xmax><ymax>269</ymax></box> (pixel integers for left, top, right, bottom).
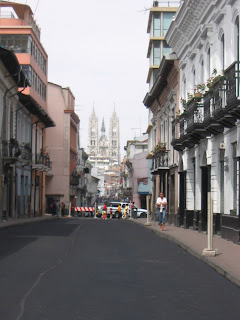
<box><xmin>0</xmin><ymin>1</ymin><xmax>33</xmax><ymax>19</ymax></box>
<box><xmin>18</xmin><ymin>92</ymin><xmax>55</xmax><ymax>128</ymax></box>
<box><xmin>0</xmin><ymin>47</ymin><xmax>30</xmax><ymax>87</ymax></box>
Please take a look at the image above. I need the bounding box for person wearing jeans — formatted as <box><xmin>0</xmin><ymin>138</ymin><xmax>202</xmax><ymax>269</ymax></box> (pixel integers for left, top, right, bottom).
<box><xmin>156</xmin><ymin>192</ymin><xmax>167</xmax><ymax>231</ymax></box>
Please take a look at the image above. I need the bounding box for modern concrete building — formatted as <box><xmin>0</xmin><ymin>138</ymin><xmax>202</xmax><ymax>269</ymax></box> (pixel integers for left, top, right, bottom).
<box><xmin>0</xmin><ymin>1</ymin><xmax>54</xmax><ymax>216</ymax></box>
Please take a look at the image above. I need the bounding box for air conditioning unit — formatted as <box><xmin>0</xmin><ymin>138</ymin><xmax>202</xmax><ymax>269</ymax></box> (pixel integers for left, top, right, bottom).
<box><xmin>219</xmin><ymin>143</ymin><xmax>225</xmax><ymax>149</ymax></box>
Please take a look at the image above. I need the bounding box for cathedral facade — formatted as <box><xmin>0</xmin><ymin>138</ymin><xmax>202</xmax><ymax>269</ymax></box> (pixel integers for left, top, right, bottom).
<box><xmin>87</xmin><ymin>109</ymin><xmax>120</xmax><ymax>164</ymax></box>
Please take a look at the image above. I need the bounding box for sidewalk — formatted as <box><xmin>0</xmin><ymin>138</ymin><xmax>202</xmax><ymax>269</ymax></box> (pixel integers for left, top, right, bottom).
<box><xmin>130</xmin><ymin>218</ymin><xmax>240</xmax><ymax>288</ymax></box>
<box><xmin>0</xmin><ymin>214</ymin><xmax>59</xmax><ymax>230</ymax></box>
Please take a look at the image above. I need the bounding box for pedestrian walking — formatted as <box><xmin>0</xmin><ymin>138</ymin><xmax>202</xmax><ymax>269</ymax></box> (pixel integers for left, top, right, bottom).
<box><xmin>61</xmin><ymin>202</ymin><xmax>65</xmax><ymax>217</ymax></box>
<box><xmin>124</xmin><ymin>204</ymin><xmax>128</xmax><ymax>219</ymax></box>
<box><xmin>110</xmin><ymin>207</ymin><xmax>113</xmax><ymax>219</ymax></box>
<box><xmin>117</xmin><ymin>204</ymin><xmax>122</xmax><ymax>218</ymax></box>
<box><xmin>156</xmin><ymin>192</ymin><xmax>167</xmax><ymax>230</ymax></box>
<box><xmin>102</xmin><ymin>203</ymin><xmax>107</xmax><ymax>220</ymax></box>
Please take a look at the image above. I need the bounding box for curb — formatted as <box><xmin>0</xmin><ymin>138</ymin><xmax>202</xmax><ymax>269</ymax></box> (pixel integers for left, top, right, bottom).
<box><xmin>0</xmin><ymin>216</ymin><xmax>59</xmax><ymax>230</ymax></box>
<box><xmin>130</xmin><ymin>220</ymin><xmax>240</xmax><ymax>288</ymax></box>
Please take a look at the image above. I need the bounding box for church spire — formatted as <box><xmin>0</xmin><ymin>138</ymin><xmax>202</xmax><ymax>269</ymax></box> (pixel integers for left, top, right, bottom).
<box><xmin>101</xmin><ymin>118</ymin><xmax>106</xmax><ymax>134</ymax></box>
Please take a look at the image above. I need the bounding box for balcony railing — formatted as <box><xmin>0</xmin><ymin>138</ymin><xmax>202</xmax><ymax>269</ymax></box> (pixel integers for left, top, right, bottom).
<box><xmin>2</xmin><ymin>140</ymin><xmax>21</xmax><ymax>159</ymax></box>
<box><xmin>70</xmin><ymin>175</ymin><xmax>79</xmax><ymax>186</ymax></box>
<box><xmin>33</xmin><ymin>153</ymin><xmax>51</xmax><ymax>170</ymax></box>
<box><xmin>171</xmin><ymin>61</ymin><xmax>240</xmax><ymax>151</ymax></box>
<box><xmin>152</xmin><ymin>150</ymin><xmax>169</xmax><ymax>172</ymax></box>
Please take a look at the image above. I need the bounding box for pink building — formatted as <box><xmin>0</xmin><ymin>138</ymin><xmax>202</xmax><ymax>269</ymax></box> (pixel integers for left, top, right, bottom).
<box><xmin>45</xmin><ymin>83</ymin><xmax>80</xmax><ymax>212</ymax></box>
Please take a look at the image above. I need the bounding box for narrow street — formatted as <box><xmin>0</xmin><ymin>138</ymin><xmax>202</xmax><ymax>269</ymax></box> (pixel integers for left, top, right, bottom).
<box><xmin>0</xmin><ymin>218</ymin><xmax>239</xmax><ymax>320</ymax></box>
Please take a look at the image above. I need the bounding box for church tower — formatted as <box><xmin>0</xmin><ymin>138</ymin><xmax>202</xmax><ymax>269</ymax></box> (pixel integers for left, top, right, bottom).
<box><xmin>87</xmin><ymin>109</ymin><xmax>98</xmax><ymax>155</ymax></box>
<box><xmin>99</xmin><ymin>118</ymin><xmax>109</xmax><ymax>157</ymax></box>
<box><xmin>109</xmin><ymin>109</ymin><xmax>120</xmax><ymax>163</ymax></box>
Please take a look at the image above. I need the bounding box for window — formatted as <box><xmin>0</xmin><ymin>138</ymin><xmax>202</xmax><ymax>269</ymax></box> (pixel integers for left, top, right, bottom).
<box><xmin>153</xmin><ymin>41</ymin><xmax>160</xmax><ymax>66</ymax></box>
<box><xmin>163</xmin><ymin>12</ymin><xmax>174</xmax><ymax>36</ymax></box>
<box><xmin>232</xmin><ymin>143</ymin><xmax>237</xmax><ymax>212</ymax></box>
<box><xmin>153</xmin><ymin>69</ymin><xmax>159</xmax><ymax>84</ymax></box>
<box><xmin>207</xmin><ymin>47</ymin><xmax>211</xmax><ymax>78</ymax></box>
<box><xmin>163</xmin><ymin>40</ymin><xmax>171</xmax><ymax>56</ymax></box>
<box><xmin>200</xmin><ymin>59</ymin><xmax>204</xmax><ymax>84</ymax></box>
<box><xmin>235</xmin><ymin>16</ymin><xmax>239</xmax><ymax>61</ymax></box>
<box><xmin>221</xmin><ymin>34</ymin><xmax>225</xmax><ymax>71</ymax></box>
<box><xmin>153</xmin><ymin>13</ymin><xmax>161</xmax><ymax>37</ymax></box>
<box><xmin>192</xmin><ymin>67</ymin><xmax>196</xmax><ymax>89</ymax></box>
<box><xmin>219</xmin><ymin>149</ymin><xmax>225</xmax><ymax>214</ymax></box>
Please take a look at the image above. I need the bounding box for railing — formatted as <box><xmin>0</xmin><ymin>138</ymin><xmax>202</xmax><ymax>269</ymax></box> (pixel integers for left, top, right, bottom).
<box><xmin>225</xmin><ymin>61</ymin><xmax>240</xmax><ymax>106</ymax></box>
<box><xmin>152</xmin><ymin>150</ymin><xmax>168</xmax><ymax>170</ymax></box>
<box><xmin>154</xmin><ymin>1</ymin><xmax>180</xmax><ymax>7</ymax></box>
<box><xmin>0</xmin><ymin>12</ymin><xmax>15</xmax><ymax>19</ymax></box>
<box><xmin>2</xmin><ymin>140</ymin><xmax>21</xmax><ymax>158</ymax></box>
<box><xmin>34</xmin><ymin>153</ymin><xmax>51</xmax><ymax>169</ymax></box>
<box><xmin>70</xmin><ymin>175</ymin><xmax>79</xmax><ymax>186</ymax></box>
<box><xmin>186</xmin><ymin>98</ymin><xmax>204</xmax><ymax>129</ymax></box>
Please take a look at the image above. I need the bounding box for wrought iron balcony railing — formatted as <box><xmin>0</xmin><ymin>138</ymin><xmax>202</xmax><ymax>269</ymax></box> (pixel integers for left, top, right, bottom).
<box><xmin>2</xmin><ymin>139</ymin><xmax>21</xmax><ymax>159</ymax></box>
<box><xmin>152</xmin><ymin>150</ymin><xmax>169</xmax><ymax>171</ymax></box>
<box><xmin>70</xmin><ymin>175</ymin><xmax>79</xmax><ymax>186</ymax></box>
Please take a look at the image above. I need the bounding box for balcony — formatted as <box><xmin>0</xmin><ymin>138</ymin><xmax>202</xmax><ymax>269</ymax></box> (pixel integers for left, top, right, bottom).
<box><xmin>225</xmin><ymin>61</ymin><xmax>240</xmax><ymax>120</ymax></box>
<box><xmin>171</xmin><ymin>61</ymin><xmax>240</xmax><ymax>151</ymax></box>
<box><xmin>151</xmin><ymin>150</ymin><xmax>169</xmax><ymax>174</ymax></box>
<box><xmin>70</xmin><ymin>175</ymin><xmax>79</xmax><ymax>186</ymax></box>
<box><xmin>32</xmin><ymin>153</ymin><xmax>51</xmax><ymax>171</ymax></box>
<box><xmin>2</xmin><ymin>139</ymin><xmax>21</xmax><ymax>161</ymax></box>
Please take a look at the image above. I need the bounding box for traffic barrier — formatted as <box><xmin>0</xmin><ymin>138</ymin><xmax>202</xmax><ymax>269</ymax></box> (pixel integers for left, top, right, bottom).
<box><xmin>74</xmin><ymin>207</ymin><xmax>95</xmax><ymax>212</ymax></box>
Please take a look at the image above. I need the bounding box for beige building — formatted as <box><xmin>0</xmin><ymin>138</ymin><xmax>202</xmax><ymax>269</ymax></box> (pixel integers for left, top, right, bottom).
<box><xmin>45</xmin><ymin>83</ymin><xmax>80</xmax><ymax>211</ymax></box>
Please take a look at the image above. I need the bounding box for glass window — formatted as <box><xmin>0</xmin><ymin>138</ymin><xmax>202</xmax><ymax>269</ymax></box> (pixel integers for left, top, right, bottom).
<box><xmin>235</xmin><ymin>16</ymin><xmax>239</xmax><ymax>61</ymax></box>
<box><xmin>153</xmin><ymin>41</ymin><xmax>160</xmax><ymax>65</ymax></box>
<box><xmin>207</xmin><ymin>47</ymin><xmax>211</xmax><ymax>78</ymax></box>
<box><xmin>163</xmin><ymin>40</ymin><xmax>171</xmax><ymax>56</ymax></box>
<box><xmin>153</xmin><ymin>13</ymin><xmax>161</xmax><ymax>37</ymax></box>
<box><xmin>221</xmin><ymin>34</ymin><xmax>225</xmax><ymax>71</ymax></box>
<box><xmin>153</xmin><ymin>68</ymin><xmax>159</xmax><ymax>84</ymax></box>
<box><xmin>232</xmin><ymin>143</ymin><xmax>237</xmax><ymax>212</ymax></box>
<box><xmin>163</xmin><ymin>12</ymin><xmax>174</xmax><ymax>36</ymax></box>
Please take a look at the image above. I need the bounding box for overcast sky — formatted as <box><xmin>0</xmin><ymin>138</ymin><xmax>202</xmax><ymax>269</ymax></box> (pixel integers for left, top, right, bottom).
<box><xmin>15</xmin><ymin>0</ymin><xmax>154</xmax><ymax>159</ymax></box>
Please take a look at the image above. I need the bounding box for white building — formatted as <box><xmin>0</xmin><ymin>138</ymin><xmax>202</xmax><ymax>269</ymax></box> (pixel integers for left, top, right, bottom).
<box><xmin>166</xmin><ymin>0</ymin><xmax>240</xmax><ymax>243</ymax></box>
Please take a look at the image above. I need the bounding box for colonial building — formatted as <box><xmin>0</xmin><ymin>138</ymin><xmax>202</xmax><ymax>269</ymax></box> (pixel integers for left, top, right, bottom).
<box><xmin>0</xmin><ymin>2</ymin><xmax>54</xmax><ymax>217</ymax></box>
<box><xmin>123</xmin><ymin>135</ymin><xmax>151</xmax><ymax>209</ymax></box>
<box><xmin>143</xmin><ymin>0</ymin><xmax>180</xmax><ymax>220</ymax></box>
<box><xmin>166</xmin><ymin>0</ymin><xmax>240</xmax><ymax>243</ymax></box>
<box><xmin>45</xmin><ymin>83</ymin><xmax>80</xmax><ymax>211</ymax></box>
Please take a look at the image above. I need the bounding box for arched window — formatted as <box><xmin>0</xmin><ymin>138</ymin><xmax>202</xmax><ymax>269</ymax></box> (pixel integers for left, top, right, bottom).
<box><xmin>182</xmin><ymin>74</ymin><xmax>186</xmax><ymax>100</ymax></box>
<box><xmin>235</xmin><ymin>16</ymin><xmax>239</xmax><ymax>61</ymax></box>
<box><xmin>221</xmin><ymin>34</ymin><xmax>225</xmax><ymax>71</ymax></box>
<box><xmin>192</xmin><ymin>67</ymin><xmax>196</xmax><ymax>90</ymax></box>
<box><xmin>207</xmin><ymin>46</ymin><xmax>211</xmax><ymax>78</ymax></box>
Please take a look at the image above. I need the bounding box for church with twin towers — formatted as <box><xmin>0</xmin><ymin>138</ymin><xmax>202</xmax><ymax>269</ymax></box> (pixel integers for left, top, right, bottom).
<box><xmin>87</xmin><ymin>109</ymin><xmax>120</xmax><ymax>164</ymax></box>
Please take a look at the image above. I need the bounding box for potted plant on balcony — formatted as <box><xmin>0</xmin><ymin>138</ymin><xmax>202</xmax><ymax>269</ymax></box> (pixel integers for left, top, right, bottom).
<box><xmin>194</xmin><ymin>83</ymin><xmax>206</xmax><ymax>98</ymax></box>
<box><xmin>207</xmin><ymin>68</ymin><xmax>225</xmax><ymax>90</ymax></box>
<box><xmin>175</xmin><ymin>110</ymin><xmax>180</xmax><ymax>123</ymax></box>
<box><xmin>153</xmin><ymin>142</ymin><xmax>166</xmax><ymax>154</ymax></box>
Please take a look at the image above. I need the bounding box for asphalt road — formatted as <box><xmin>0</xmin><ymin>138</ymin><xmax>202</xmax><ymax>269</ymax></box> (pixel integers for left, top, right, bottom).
<box><xmin>0</xmin><ymin>218</ymin><xmax>239</xmax><ymax>320</ymax></box>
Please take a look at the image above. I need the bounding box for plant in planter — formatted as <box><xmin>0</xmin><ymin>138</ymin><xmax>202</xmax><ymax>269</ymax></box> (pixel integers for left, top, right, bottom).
<box><xmin>194</xmin><ymin>83</ymin><xmax>206</xmax><ymax>97</ymax></box>
<box><xmin>153</xmin><ymin>142</ymin><xmax>167</xmax><ymax>154</ymax></box>
<box><xmin>207</xmin><ymin>68</ymin><xmax>225</xmax><ymax>90</ymax></box>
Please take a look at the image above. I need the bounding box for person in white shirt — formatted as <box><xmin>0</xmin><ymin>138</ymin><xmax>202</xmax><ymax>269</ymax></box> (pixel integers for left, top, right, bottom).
<box><xmin>156</xmin><ymin>192</ymin><xmax>167</xmax><ymax>231</ymax></box>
